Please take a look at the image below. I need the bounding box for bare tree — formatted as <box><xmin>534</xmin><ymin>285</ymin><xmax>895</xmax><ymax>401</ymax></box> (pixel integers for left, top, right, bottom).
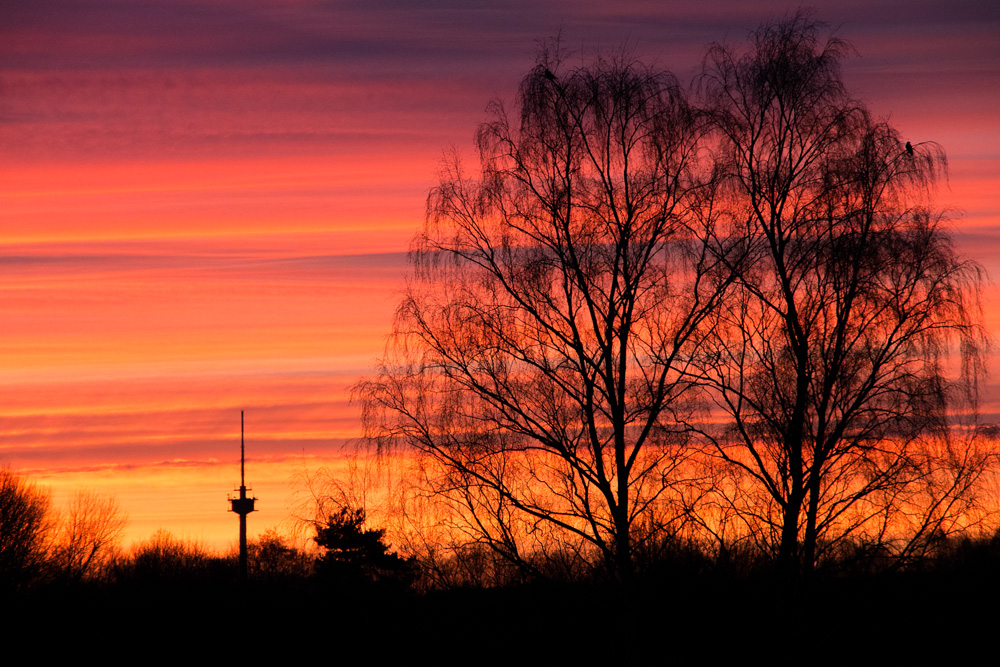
<box><xmin>51</xmin><ymin>490</ymin><xmax>127</xmax><ymax>582</ymax></box>
<box><xmin>247</xmin><ymin>529</ymin><xmax>313</xmax><ymax>583</ymax></box>
<box><xmin>0</xmin><ymin>468</ymin><xmax>52</xmax><ymax>590</ymax></box>
<box><xmin>119</xmin><ymin>530</ymin><xmax>219</xmax><ymax>583</ymax></box>
<box><xmin>695</xmin><ymin>14</ymin><xmax>987</xmax><ymax>574</ymax></box>
<box><xmin>357</xmin><ymin>47</ymin><xmax>733</xmax><ymax>582</ymax></box>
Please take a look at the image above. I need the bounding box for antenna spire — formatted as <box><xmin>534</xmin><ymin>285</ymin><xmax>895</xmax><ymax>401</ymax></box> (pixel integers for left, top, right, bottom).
<box><xmin>229</xmin><ymin>409</ymin><xmax>256</xmax><ymax>583</ymax></box>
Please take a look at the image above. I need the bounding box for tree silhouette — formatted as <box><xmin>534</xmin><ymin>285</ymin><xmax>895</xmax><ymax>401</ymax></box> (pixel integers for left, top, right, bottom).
<box><xmin>0</xmin><ymin>469</ymin><xmax>52</xmax><ymax>590</ymax></box>
<box><xmin>124</xmin><ymin>530</ymin><xmax>215</xmax><ymax>580</ymax></box>
<box><xmin>247</xmin><ymin>529</ymin><xmax>312</xmax><ymax>584</ymax></box>
<box><xmin>314</xmin><ymin>507</ymin><xmax>414</xmax><ymax>589</ymax></box>
<box><xmin>357</xmin><ymin>47</ymin><xmax>735</xmax><ymax>583</ymax></box>
<box><xmin>51</xmin><ymin>490</ymin><xmax>127</xmax><ymax>582</ymax></box>
<box><xmin>695</xmin><ymin>13</ymin><xmax>987</xmax><ymax>574</ymax></box>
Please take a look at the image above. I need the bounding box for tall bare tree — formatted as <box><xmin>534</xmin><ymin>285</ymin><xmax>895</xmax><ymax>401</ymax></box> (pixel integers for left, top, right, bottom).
<box><xmin>358</xmin><ymin>49</ymin><xmax>733</xmax><ymax>582</ymax></box>
<box><xmin>695</xmin><ymin>14</ymin><xmax>987</xmax><ymax>574</ymax></box>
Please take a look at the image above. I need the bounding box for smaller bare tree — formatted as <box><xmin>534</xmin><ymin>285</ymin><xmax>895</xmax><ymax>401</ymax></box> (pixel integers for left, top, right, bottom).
<box><xmin>51</xmin><ymin>490</ymin><xmax>127</xmax><ymax>582</ymax></box>
<box><xmin>247</xmin><ymin>528</ymin><xmax>314</xmax><ymax>583</ymax></box>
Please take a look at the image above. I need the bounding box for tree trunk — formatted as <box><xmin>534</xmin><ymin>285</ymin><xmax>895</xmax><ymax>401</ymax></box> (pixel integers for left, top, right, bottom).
<box><xmin>802</xmin><ymin>467</ymin><xmax>822</xmax><ymax>575</ymax></box>
<box><xmin>614</xmin><ymin>508</ymin><xmax>633</xmax><ymax>584</ymax></box>
<box><xmin>778</xmin><ymin>494</ymin><xmax>801</xmax><ymax>574</ymax></box>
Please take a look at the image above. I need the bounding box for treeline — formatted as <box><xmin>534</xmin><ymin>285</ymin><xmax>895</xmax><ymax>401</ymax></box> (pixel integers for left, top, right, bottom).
<box><xmin>0</xmin><ymin>466</ymin><xmax>411</xmax><ymax>596</ymax></box>
<box><xmin>3</xmin><ymin>457</ymin><xmax>1000</xmax><ymax>631</ymax></box>
<box><xmin>0</xmin><ymin>468</ymin><xmax>127</xmax><ymax>591</ymax></box>
<box><xmin>0</xmin><ymin>466</ymin><xmax>276</xmax><ymax>592</ymax></box>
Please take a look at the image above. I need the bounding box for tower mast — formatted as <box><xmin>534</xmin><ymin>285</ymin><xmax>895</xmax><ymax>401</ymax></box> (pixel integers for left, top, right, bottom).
<box><xmin>229</xmin><ymin>410</ymin><xmax>257</xmax><ymax>583</ymax></box>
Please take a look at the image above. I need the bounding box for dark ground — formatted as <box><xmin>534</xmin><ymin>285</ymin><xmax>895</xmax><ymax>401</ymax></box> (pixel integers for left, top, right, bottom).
<box><xmin>10</xmin><ymin>564</ymin><xmax>997</xmax><ymax>662</ymax></box>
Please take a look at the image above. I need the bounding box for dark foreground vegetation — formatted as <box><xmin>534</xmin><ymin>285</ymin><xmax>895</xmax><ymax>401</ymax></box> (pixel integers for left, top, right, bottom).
<box><xmin>2</xmin><ymin>464</ymin><xmax>998</xmax><ymax>657</ymax></box>
<box><xmin>5</xmin><ymin>512</ymin><xmax>1000</xmax><ymax>659</ymax></box>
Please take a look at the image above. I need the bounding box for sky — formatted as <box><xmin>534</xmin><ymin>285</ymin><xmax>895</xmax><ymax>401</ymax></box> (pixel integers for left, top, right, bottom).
<box><xmin>2</xmin><ymin>0</ymin><xmax>999</xmax><ymax>550</ymax></box>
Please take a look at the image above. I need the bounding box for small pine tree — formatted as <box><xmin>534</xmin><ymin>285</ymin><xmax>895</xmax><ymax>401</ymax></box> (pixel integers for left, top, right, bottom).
<box><xmin>313</xmin><ymin>507</ymin><xmax>414</xmax><ymax>590</ymax></box>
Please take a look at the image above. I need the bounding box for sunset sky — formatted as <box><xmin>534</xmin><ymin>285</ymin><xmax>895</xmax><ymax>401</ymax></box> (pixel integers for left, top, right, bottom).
<box><xmin>2</xmin><ymin>0</ymin><xmax>998</xmax><ymax>550</ymax></box>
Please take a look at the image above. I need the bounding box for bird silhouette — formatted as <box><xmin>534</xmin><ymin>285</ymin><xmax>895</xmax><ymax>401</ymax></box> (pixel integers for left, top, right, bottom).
<box><xmin>905</xmin><ymin>141</ymin><xmax>913</xmax><ymax>156</ymax></box>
